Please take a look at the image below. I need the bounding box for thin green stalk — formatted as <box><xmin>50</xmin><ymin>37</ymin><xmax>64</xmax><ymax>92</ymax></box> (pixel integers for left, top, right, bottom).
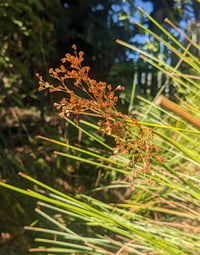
<box><xmin>38</xmin><ymin>136</ymin><xmax>132</xmax><ymax>169</ymax></box>
<box><xmin>116</xmin><ymin>39</ymin><xmax>200</xmax><ymax>95</ymax></box>
<box><xmin>161</xmin><ymin>163</ymin><xmax>200</xmax><ymax>196</ymax></box>
<box><xmin>65</xmin><ymin>117</ymin><xmax>112</xmax><ymax>151</ymax></box>
<box><xmin>140</xmin><ymin>55</ymin><xmax>200</xmax><ymax>92</ymax></box>
<box><xmin>128</xmin><ymin>72</ymin><xmax>137</xmax><ymax>114</ymax></box>
<box><xmin>137</xmin><ymin>7</ymin><xmax>200</xmax><ymax>69</ymax></box>
<box><xmin>35</xmin><ymin>208</ymin><xmax>77</xmax><ymax>235</ymax></box>
<box><xmin>154</xmin><ymin>130</ymin><xmax>200</xmax><ymax>163</ymax></box>
<box><xmin>54</xmin><ymin>151</ymin><xmax>129</xmax><ymax>174</ymax></box>
<box><xmin>164</xmin><ymin>18</ymin><xmax>200</xmax><ymax>51</ymax></box>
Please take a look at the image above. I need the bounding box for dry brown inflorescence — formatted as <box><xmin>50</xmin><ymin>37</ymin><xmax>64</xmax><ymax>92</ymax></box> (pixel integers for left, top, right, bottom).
<box><xmin>36</xmin><ymin>45</ymin><xmax>162</xmax><ymax>176</ymax></box>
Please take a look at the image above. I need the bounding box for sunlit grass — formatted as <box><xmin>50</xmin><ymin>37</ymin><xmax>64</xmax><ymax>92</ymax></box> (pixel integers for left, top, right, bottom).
<box><xmin>0</xmin><ymin>7</ymin><xmax>200</xmax><ymax>255</ymax></box>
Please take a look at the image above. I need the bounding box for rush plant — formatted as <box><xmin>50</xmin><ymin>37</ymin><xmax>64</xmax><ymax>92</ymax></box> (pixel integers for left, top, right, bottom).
<box><xmin>36</xmin><ymin>44</ymin><xmax>162</xmax><ymax>178</ymax></box>
<box><xmin>0</xmin><ymin>7</ymin><xmax>200</xmax><ymax>255</ymax></box>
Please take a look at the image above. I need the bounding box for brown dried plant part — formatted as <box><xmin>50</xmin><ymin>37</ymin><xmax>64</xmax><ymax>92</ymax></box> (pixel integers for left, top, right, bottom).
<box><xmin>36</xmin><ymin>45</ymin><xmax>162</xmax><ymax>177</ymax></box>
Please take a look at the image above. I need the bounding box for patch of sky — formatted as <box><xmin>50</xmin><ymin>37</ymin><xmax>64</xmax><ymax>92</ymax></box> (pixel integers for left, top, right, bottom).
<box><xmin>63</xmin><ymin>2</ymin><xmax>69</xmax><ymax>8</ymax></box>
<box><xmin>124</xmin><ymin>1</ymin><xmax>153</xmax><ymax>61</ymax></box>
<box><xmin>132</xmin><ymin>0</ymin><xmax>153</xmax><ymax>23</ymax></box>
<box><xmin>92</xmin><ymin>3</ymin><xmax>104</xmax><ymax>12</ymax></box>
<box><xmin>110</xmin><ymin>1</ymin><xmax>153</xmax><ymax>61</ymax></box>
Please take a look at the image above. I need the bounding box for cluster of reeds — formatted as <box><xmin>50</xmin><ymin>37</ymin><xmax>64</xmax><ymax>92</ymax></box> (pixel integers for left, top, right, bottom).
<box><xmin>0</xmin><ymin>7</ymin><xmax>199</xmax><ymax>255</ymax></box>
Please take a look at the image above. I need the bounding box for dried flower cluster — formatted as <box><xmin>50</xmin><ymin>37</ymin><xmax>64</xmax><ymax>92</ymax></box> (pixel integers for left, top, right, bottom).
<box><xmin>36</xmin><ymin>45</ymin><xmax>162</xmax><ymax>175</ymax></box>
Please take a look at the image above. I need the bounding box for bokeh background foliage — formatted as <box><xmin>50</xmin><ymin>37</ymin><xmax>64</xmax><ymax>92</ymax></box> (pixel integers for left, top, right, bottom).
<box><xmin>0</xmin><ymin>0</ymin><xmax>200</xmax><ymax>254</ymax></box>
